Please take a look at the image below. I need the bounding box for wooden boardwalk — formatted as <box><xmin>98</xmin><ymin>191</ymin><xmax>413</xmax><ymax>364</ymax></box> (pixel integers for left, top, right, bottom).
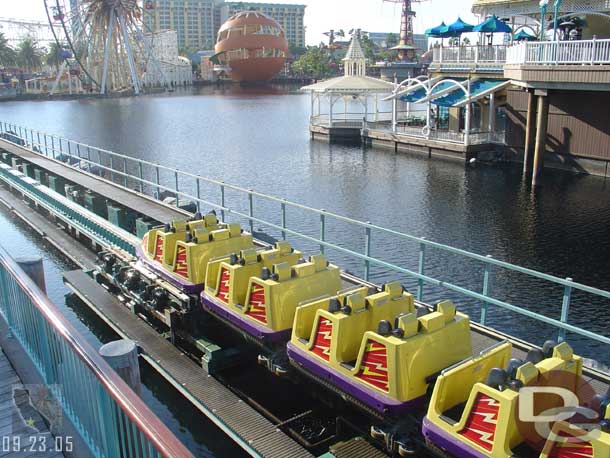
<box><xmin>0</xmin><ymin>347</ymin><xmax>65</xmax><ymax>458</ymax></box>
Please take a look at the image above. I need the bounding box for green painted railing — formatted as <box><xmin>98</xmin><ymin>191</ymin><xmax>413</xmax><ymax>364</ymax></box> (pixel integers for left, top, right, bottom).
<box><xmin>0</xmin><ymin>244</ymin><xmax>194</xmax><ymax>458</ymax></box>
<box><xmin>1</xmin><ymin>122</ymin><xmax>609</xmax><ymax>356</ymax></box>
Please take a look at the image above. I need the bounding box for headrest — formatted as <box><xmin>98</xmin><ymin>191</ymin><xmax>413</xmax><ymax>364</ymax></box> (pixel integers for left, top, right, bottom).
<box><xmin>211</xmin><ymin>229</ymin><xmax>230</xmax><ymax>241</ymax></box>
<box><xmin>436</xmin><ymin>300</ymin><xmax>456</xmax><ymax>323</ymax></box>
<box><xmin>525</xmin><ymin>348</ymin><xmax>544</xmax><ymax>365</ymax></box>
<box><xmin>377</xmin><ymin>320</ymin><xmax>392</xmax><ymax>336</ymax></box>
<box><xmin>227</xmin><ymin>223</ymin><xmax>241</xmax><ymax>237</ymax></box>
<box><xmin>272</xmin><ymin>262</ymin><xmax>291</xmax><ymax>282</ymax></box>
<box><xmin>171</xmin><ymin>220</ymin><xmax>187</xmax><ymax>232</ymax></box>
<box><xmin>292</xmin><ymin>263</ymin><xmax>316</xmax><ymax>278</ymax></box>
<box><xmin>505</xmin><ymin>358</ymin><xmax>524</xmax><ymax>379</ymax></box>
<box><xmin>328</xmin><ymin>297</ymin><xmax>341</xmax><ymax>313</ymax></box>
<box><xmin>204</xmin><ymin>213</ymin><xmax>218</xmax><ymax>226</ymax></box>
<box><xmin>515</xmin><ymin>362</ymin><xmax>538</xmax><ymax>386</ymax></box>
<box><xmin>552</xmin><ymin>342</ymin><xmax>573</xmax><ymax>361</ymax></box>
<box><xmin>275</xmin><ymin>241</ymin><xmax>292</xmax><ymax>255</ymax></box>
<box><xmin>486</xmin><ymin>368</ymin><xmax>508</xmax><ymax>391</ymax></box>
<box><xmin>384</xmin><ymin>281</ymin><xmax>404</xmax><ymax>299</ymax></box>
<box><xmin>190</xmin><ymin>211</ymin><xmax>202</xmax><ymax>221</ymax></box>
<box><xmin>345</xmin><ymin>293</ymin><xmax>366</xmax><ymax>312</ymax></box>
<box><xmin>240</xmin><ymin>248</ymin><xmax>258</xmax><ymax>265</ymax></box>
<box><xmin>395</xmin><ymin>312</ymin><xmax>418</xmax><ymax>338</ymax></box>
<box><xmin>193</xmin><ymin>228</ymin><xmax>209</xmax><ymax>243</ymax></box>
<box><xmin>310</xmin><ymin>254</ymin><xmax>327</xmax><ymax>272</ymax></box>
<box><xmin>542</xmin><ymin>340</ymin><xmax>557</xmax><ymax>358</ymax></box>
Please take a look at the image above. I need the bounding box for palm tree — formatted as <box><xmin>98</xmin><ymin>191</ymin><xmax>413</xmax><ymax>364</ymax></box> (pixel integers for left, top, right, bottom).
<box><xmin>46</xmin><ymin>41</ymin><xmax>64</xmax><ymax>71</ymax></box>
<box><xmin>0</xmin><ymin>32</ymin><xmax>17</xmax><ymax>67</ymax></box>
<box><xmin>17</xmin><ymin>37</ymin><xmax>43</xmax><ymax>73</ymax></box>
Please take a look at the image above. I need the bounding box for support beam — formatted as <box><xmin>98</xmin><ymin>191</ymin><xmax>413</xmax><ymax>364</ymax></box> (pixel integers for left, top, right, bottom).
<box><xmin>488</xmin><ymin>93</ymin><xmax>495</xmax><ymax>132</ymax></box>
<box><xmin>118</xmin><ymin>13</ymin><xmax>140</xmax><ymax>95</ymax></box>
<box><xmin>100</xmin><ymin>8</ymin><xmax>115</xmax><ymax>95</ymax></box>
<box><xmin>523</xmin><ymin>90</ymin><xmax>537</xmax><ymax>175</ymax></box>
<box><xmin>532</xmin><ymin>94</ymin><xmax>549</xmax><ymax>186</ymax></box>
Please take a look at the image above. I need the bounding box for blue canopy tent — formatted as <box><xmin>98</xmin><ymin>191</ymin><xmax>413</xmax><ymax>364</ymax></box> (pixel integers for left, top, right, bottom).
<box><xmin>513</xmin><ymin>29</ymin><xmax>537</xmax><ymax>41</ymax></box>
<box><xmin>473</xmin><ymin>15</ymin><xmax>513</xmax><ymax>45</ymax></box>
<box><xmin>446</xmin><ymin>17</ymin><xmax>474</xmax><ymax>37</ymax></box>
<box><xmin>425</xmin><ymin>22</ymin><xmax>448</xmax><ymax>38</ymax></box>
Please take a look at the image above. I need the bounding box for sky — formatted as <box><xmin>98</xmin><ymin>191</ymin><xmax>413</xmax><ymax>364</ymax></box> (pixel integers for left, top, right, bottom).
<box><xmin>1</xmin><ymin>0</ymin><xmax>479</xmax><ymax>46</ymax></box>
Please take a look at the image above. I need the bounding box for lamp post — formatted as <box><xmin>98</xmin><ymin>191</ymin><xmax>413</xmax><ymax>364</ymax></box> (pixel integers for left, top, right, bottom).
<box><xmin>539</xmin><ymin>0</ymin><xmax>549</xmax><ymax>41</ymax></box>
<box><xmin>553</xmin><ymin>0</ymin><xmax>563</xmax><ymax>41</ymax></box>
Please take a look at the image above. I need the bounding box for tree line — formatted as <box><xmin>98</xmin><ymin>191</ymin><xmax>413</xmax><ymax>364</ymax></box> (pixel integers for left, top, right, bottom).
<box><xmin>0</xmin><ymin>32</ymin><xmax>65</xmax><ymax>74</ymax></box>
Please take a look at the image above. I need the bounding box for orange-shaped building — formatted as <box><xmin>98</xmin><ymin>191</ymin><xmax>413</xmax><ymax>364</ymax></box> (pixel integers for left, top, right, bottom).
<box><xmin>214</xmin><ymin>11</ymin><xmax>289</xmax><ymax>83</ymax></box>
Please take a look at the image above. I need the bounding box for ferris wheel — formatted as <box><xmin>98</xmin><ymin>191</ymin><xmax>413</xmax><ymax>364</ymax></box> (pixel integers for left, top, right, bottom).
<box><xmin>43</xmin><ymin>0</ymin><xmax>161</xmax><ymax>95</ymax></box>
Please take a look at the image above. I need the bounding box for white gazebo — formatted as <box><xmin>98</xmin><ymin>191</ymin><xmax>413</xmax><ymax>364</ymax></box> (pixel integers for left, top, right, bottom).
<box><xmin>301</xmin><ymin>32</ymin><xmax>395</xmax><ymax>134</ymax></box>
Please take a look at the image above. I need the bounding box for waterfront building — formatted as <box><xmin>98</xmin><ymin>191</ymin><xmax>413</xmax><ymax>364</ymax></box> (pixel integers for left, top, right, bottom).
<box><xmin>143</xmin><ymin>0</ymin><xmax>223</xmax><ymax>50</ymax></box>
<box><xmin>360</xmin><ymin>2</ymin><xmax>610</xmax><ymax>181</ymax></box>
<box><xmin>143</xmin><ymin>1</ymin><xmax>305</xmax><ymax>50</ymax></box>
<box><xmin>468</xmin><ymin>0</ymin><xmax>610</xmax><ymax>180</ymax></box>
<box><xmin>142</xmin><ymin>30</ymin><xmax>193</xmax><ymax>86</ymax></box>
<box><xmin>219</xmin><ymin>2</ymin><xmax>306</xmax><ymax>47</ymax></box>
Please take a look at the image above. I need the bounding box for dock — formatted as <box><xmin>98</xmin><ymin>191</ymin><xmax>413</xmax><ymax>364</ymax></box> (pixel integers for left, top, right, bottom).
<box><xmin>0</xmin><ymin>347</ymin><xmax>65</xmax><ymax>458</ymax></box>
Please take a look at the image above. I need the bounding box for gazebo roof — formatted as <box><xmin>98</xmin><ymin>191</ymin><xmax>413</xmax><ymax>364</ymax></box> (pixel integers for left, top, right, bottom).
<box><xmin>301</xmin><ymin>75</ymin><xmax>395</xmax><ymax>94</ymax></box>
<box><xmin>343</xmin><ymin>34</ymin><xmax>366</xmax><ymax>62</ymax></box>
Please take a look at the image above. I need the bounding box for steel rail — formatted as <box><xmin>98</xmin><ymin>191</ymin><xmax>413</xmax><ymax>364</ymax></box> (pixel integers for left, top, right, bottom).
<box><xmin>0</xmin><ymin>244</ymin><xmax>194</xmax><ymax>458</ymax></box>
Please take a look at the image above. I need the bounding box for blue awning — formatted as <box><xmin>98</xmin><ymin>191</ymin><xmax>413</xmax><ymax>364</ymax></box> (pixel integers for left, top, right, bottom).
<box><xmin>400</xmin><ymin>87</ymin><xmax>426</xmax><ymax>102</ymax></box>
<box><xmin>433</xmin><ymin>79</ymin><xmax>510</xmax><ymax>108</ymax></box>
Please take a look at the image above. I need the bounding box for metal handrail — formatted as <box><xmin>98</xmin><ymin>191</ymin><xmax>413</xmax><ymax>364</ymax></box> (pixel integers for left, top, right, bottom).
<box><xmin>1</xmin><ymin>122</ymin><xmax>609</xmax><ymax>351</ymax></box>
<box><xmin>0</xmin><ymin>244</ymin><xmax>193</xmax><ymax>458</ymax></box>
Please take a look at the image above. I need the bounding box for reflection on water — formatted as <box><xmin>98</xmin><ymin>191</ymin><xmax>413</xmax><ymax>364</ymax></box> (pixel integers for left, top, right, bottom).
<box><xmin>1</xmin><ymin>85</ymin><xmax>609</xmax><ymax>365</ymax></box>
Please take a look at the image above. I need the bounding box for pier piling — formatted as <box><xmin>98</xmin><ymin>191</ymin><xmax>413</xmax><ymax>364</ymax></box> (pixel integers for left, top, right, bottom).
<box><xmin>99</xmin><ymin>339</ymin><xmax>142</xmax><ymax>394</ymax></box>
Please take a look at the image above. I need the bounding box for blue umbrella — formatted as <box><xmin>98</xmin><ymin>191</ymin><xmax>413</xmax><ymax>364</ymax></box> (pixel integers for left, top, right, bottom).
<box><xmin>425</xmin><ymin>22</ymin><xmax>448</xmax><ymax>38</ymax></box>
<box><xmin>473</xmin><ymin>15</ymin><xmax>513</xmax><ymax>34</ymax></box>
<box><xmin>446</xmin><ymin>17</ymin><xmax>475</xmax><ymax>37</ymax></box>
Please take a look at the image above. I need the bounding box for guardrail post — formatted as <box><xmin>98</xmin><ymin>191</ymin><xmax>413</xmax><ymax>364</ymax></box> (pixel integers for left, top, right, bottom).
<box><xmin>87</xmin><ymin>146</ymin><xmax>92</xmax><ymax>164</ymax></box>
<box><xmin>220</xmin><ymin>183</ymin><xmax>225</xmax><ymax>221</ymax></box>
<box><xmin>417</xmin><ymin>238</ymin><xmax>426</xmax><ymax>301</ymax></box>
<box><xmin>51</xmin><ymin>136</ymin><xmax>55</xmax><ymax>159</ymax></box>
<box><xmin>110</xmin><ymin>155</ymin><xmax>115</xmax><ymax>182</ymax></box>
<box><xmin>281</xmin><ymin>200</ymin><xmax>286</xmax><ymax>240</ymax></box>
<box><xmin>36</xmin><ymin>132</ymin><xmax>40</xmax><ymax>151</ymax></box>
<box><xmin>138</xmin><ymin>162</ymin><xmax>144</xmax><ymax>193</ymax></box>
<box><xmin>364</xmin><ymin>223</ymin><xmax>371</xmax><ymax>281</ymax></box>
<box><xmin>44</xmin><ymin>135</ymin><xmax>48</xmax><ymax>156</ymax></box>
<box><xmin>76</xmin><ymin>143</ymin><xmax>81</xmax><ymax>162</ymax></box>
<box><xmin>123</xmin><ymin>158</ymin><xmax>128</xmax><ymax>188</ymax></box>
<box><xmin>559</xmin><ymin>278</ymin><xmax>573</xmax><ymax>342</ymax></box>
<box><xmin>319</xmin><ymin>210</ymin><xmax>326</xmax><ymax>254</ymax></box>
<box><xmin>174</xmin><ymin>170</ymin><xmax>179</xmax><ymax>206</ymax></box>
<box><xmin>248</xmin><ymin>190</ymin><xmax>254</xmax><ymax>234</ymax></box>
<box><xmin>16</xmin><ymin>256</ymin><xmax>47</xmax><ymax>293</ymax></box>
<box><xmin>480</xmin><ymin>255</ymin><xmax>493</xmax><ymax>325</ymax></box>
<box><xmin>155</xmin><ymin>165</ymin><xmax>160</xmax><ymax>198</ymax></box>
<box><xmin>591</xmin><ymin>36</ymin><xmax>596</xmax><ymax>64</ymax></box>
<box><xmin>67</xmin><ymin>139</ymin><xmax>71</xmax><ymax>158</ymax></box>
<box><xmin>196</xmin><ymin>177</ymin><xmax>201</xmax><ymax>212</ymax></box>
